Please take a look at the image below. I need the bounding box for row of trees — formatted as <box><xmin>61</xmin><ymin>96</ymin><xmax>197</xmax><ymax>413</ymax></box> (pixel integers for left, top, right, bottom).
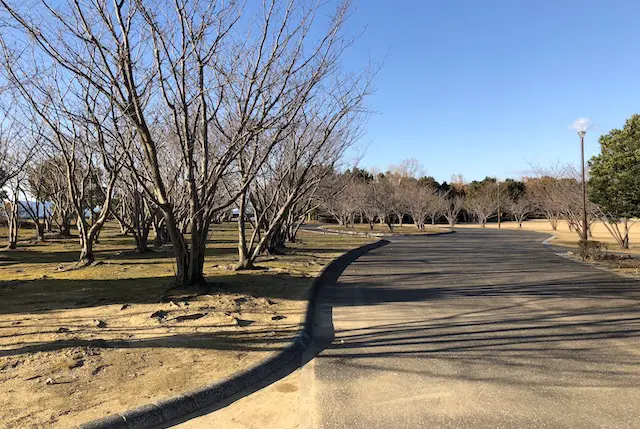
<box><xmin>0</xmin><ymin>0</ymin><xmax>371</xmax><ymax>289</ymax></box>
<box><xmin>322</xmin><ymin>154</ymin><xmax>639</xmax><ymax>249</ymax></box>
<box><xmin>322</xmin><ymin>166</ymin><xmax>529</xmax><ymax>230</ymax></box>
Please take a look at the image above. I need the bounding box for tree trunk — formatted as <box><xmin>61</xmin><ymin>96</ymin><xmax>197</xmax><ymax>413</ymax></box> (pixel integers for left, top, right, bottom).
<box><xmin>59</xmin><ymin>217</ymin><xmax>72</xmax><ymax>237</ymax></box>
<box><xmin>117</xmin><ymin>216</ymin><xmax>129</xmax><ymax>235</ymax></box>
<box><xmin>386</xmin><ymin>219</ymin><xmax>394</xmax><ymax>232</ymax></box>
<box><xmin>164</xmin><ymin>210</ymin><xmax>194</xmax><ymax>288</ymax></box>
<box><xmin>153</xmin><ymin>219</ymin><xmax>169</xmax><ymax>247</ymax></box>
<box><xmin>236</xmin><ymin>192</ymin><xmax>254</xmax><ymax>270</ymax></box>
<box><xmin>79</xmin><ymin>238</ymin><xmax>95</xmax><ymax>265</ymax></box>
<box><xmin>622</xmin><ymin>218</ymin><xmax>630</xmax><ymax>249</ymax></box>
<box><xmin>35</xmin><ymin>223</ymin><xmax>46</xmax><ymax>241</ymax></box>
<box><xmin>45</xmin><ymin>212</ymin><xmax>53</xmax><ymax>232</ymax></box>
<box><xmin>6</xmin><ymin>198</ymin><xmax>19</xmax><ymax>249</ymax></box>
<box><xmin>133</xmin><ymin>231</ymin><xmax>150</xmax><ymax>253</ymax></box>
<box><xmin>188</xmin><ymin>237</ymin><xmax>207</xmax><ymax>287</ymax></box>
<box><xmin>185</xmin><ymin>196</ymin><xmax>208</xmax><ymax>289</ymax></box>
<box><xmin>7</xmin><ymin>216</ymin><xmax>18</xmax><ymax>249</ymax></box>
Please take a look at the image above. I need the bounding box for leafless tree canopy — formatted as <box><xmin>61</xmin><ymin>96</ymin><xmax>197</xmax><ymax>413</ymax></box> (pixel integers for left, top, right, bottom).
<box><xmin>0</xmin><ymin>0</ymin><xmax>372</xmax><ymax>287</ymax></box>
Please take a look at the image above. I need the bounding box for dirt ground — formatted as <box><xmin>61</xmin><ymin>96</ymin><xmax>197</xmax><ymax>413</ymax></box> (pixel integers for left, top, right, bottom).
<box><xmin>456</xmin><ymin>218</ymin><xmax>640</xmax><ymax>254</ymax></box>
<box><xmin>0</xmin><ymin>223</ymin><xmax>370</xmax><ymax>429</ymax></box>
<box><xmin>171</xmin><ymin>370</ymin><xmax>302</xmax><ymax>429</ymax></box>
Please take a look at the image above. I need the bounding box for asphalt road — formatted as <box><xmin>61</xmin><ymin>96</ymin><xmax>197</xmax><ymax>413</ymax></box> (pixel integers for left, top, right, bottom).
<box><xmin>304</xmin><ymin>229</ymin><xmax>640</xmax><ymax>429</ymax></box>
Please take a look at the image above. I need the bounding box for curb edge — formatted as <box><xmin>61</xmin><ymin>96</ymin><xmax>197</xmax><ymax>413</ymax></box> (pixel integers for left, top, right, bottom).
<box><xmin>77</xmin><ymin>239</ymin><xmax>388</xmax><ymax>429</ymax></box>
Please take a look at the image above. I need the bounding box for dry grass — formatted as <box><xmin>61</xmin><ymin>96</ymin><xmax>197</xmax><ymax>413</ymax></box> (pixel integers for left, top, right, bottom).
<box><xmin>0</xmin><ymin>222</ymin><xmax>372</xmax><ymax>428</ymax></box>
<box><xmin>455</xmin><ymin>219</ymin><xmax>640</xmax><ymax>255</ymax></box>
<box><xmin>324</xmin><ymin>223</ymin><xmax>444</xmax><ymax>235</ymax></box>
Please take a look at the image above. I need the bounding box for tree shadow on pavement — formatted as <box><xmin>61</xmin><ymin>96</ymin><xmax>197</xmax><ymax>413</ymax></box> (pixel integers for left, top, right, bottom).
<box><xmin>312</xmin><ymin>231</ymin><xmax>640</xmax><ymax>389</ymax></box>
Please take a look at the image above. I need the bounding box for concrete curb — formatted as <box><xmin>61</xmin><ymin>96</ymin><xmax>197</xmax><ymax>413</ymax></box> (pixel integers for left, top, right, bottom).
<box><xmin>541</xmin><ymin>234</ymin><xmax>558</xmax><ymax>246</ymax></box>
<box><xmin>316</xmin><ymin>226</ymin><xmax>454</xmax><ymax>238</ymax></box>
<box><xmin>541</xmin><ymin>234</ymin><xmax>640</xmax><ymax>258</ymax></box>
<box><xmin>540</xmin><ymin>234</ymin><xmax>640</xmax><ymax>280</ymax></box>
<box><xmin>77</xmin><ymin>239</ymin><xmax>389</xmax><ymax>429</ymax></box>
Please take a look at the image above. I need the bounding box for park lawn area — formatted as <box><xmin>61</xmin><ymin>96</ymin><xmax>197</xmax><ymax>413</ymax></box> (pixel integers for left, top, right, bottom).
<box><xmin>0</xmin><ymin>222</ymin><xmax>372</xmax><ymax>429</ymax></box>
<box><xmin>456</xmin><ymin>219</ymin><xmax>640</xmax><ymax>255</ymax></box>
<box><xmin>324</xmin><ymin>223</ymin><xmax>445</xmax><ymax>235</ymax></box>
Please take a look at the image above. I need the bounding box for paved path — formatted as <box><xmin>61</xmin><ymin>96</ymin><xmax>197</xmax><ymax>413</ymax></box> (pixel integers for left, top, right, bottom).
<box><xmin>307</xmin><ymin>229</ymin><xmax>640</xmax><ymax>429</ymax></box>
<box><xmin>173</xmin><ymin>229</ymin><xmax>640</xmax><ymax>429</ymax></box>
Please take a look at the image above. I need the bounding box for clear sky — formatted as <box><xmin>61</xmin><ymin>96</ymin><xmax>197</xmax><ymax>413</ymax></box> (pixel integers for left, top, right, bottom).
<box><xmin>345</xmin><ymin>0</ymin><xmax>640</xmax><ymax>182</ymax></box>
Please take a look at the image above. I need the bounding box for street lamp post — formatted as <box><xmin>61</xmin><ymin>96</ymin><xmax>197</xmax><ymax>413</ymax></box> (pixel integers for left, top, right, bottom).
<box><xmin>579</xmin><ymin>129</ymin><xmax>587</xmax><ymax>242</ymax></box>
<box><xmin>571</xmin><ymin>118</ymin><xmax>591</xmax><ymax>242</ymax></box>
<box><xmin>497</xmin><ymin>180</ymin><xmax>501</xmax><ymax>229</ymax></box>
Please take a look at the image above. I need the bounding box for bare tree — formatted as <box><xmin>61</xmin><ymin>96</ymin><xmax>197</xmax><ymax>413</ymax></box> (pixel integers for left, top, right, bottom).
<box><xmin>0</xmin><ymin>89</ymin><xmax>28</xmax><ymax>189</ymax></box>
<box><xmin>387</xmin><ymin>159</ymin><xmax>424</xmax><ymax>226</ymax></box>
<box><xmin>359</xmin><ymin>180</ymin><xmax>379</xmax><ymax>230</ymax></box>
<box><xmin>371</xmin><ymin>178</ymin><xmax>396</xmax><ymax>231</ymax></box>
<box><xmin>1</xmin><ymin>176</ymin><xmax>21</xmax><ymax>248</ymax></box>
<box><xmin>391</xmin><ymin>180</ymin><xmax>410</xmax><ymax>227</ymax></box>
<box><xmin>20</xmin><ymin>134</ymin><xmax>52</xmax><ymax>241</ymax></box>
<box><xmin>505</xmin><ymin>194</ymin><xmax>534</xmax><ymax>228</ymax></box>
<box><xmin>1</xmin><ymin>0</ymin><xmax>368</xmax><ymax>288</ymax></box>
<box><xmin>112</xmin><ymin>171</ymin><xmax>156</xmax><ymax>252</ymax></box>
<box><xmin>237</xmin><ymin>97</ymin><xmax>368</xmax><ymax>269</ymax></box>
<box><xmin>0</xmin><ymin>55</ymin><xmax>126</xmax><ymax>265</ymax></box>
<box><xmin>528</xmin><ymin>164</ymin><xmax>599</xmax><ymax>238</ymax></box>
<box><xmin>443</xmin><ymin>193</ymin><xmax>465</xmax><ymax>227</ymax></box>
<box><xmin>30</xmin><ymin>157</ymin><xmax>74</xmax><ymax>236</ymax></box>
<box><xmin>405</xmin><ymin>180</ymin><xmax>438</xmax><ymax>231</ymax></box>
<box><xmin>595</xmin><ymin>210</ymin><xmax>637</xmax><ymax>249</ymax></box>
<box><xmin>465</xmin><ymin>183</ymin><xmax>498</xmax><ymax>227</ymax></box>
<box><xmin>0</xmin><ymin>94</ymin><xmax>35</xmax><ymax>247</ymax></box>
<box><xmin>429</xmin><ymin>191</ymin><xmax>447</xmax><ymax>225</ymax></box>
<box><xmin>321</xmin><ymin>173</ymin><xmax>359</xmax><ymax>226</ymax></box>
<box><xmin>526</xmin><ymin>176</ymin><xmax>563</xmax><ymax>230</ymax></box>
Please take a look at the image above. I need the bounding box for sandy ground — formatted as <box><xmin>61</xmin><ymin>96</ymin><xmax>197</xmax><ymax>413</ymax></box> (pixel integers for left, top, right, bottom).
<box><xmin>171</xmin><ymin>370</ymin><xmax>302</xmax><ymax>429</ymax></box>
<box><xmin>455</xmin><ymin>218</ymin><xmax>640</xmax><ymax>254</ymax></box>
<box><xmin>0</xmin><ymin>223</ymin><xmax>370</xmax><ymax>428</ymax></box>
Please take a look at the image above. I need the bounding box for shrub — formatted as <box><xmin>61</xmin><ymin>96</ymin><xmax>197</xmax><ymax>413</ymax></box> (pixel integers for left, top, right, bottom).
<box><xmin>578</xmin><ymin>240</ymin><xmax>607</xmax><ymax>260</ymax></box>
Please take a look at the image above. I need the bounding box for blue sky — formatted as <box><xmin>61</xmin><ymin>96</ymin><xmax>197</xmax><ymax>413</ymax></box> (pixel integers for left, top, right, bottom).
<box><xmin>344</xmin><ymin>0</ymin><xmax>640</xmax><ymax>182</ymax></box>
